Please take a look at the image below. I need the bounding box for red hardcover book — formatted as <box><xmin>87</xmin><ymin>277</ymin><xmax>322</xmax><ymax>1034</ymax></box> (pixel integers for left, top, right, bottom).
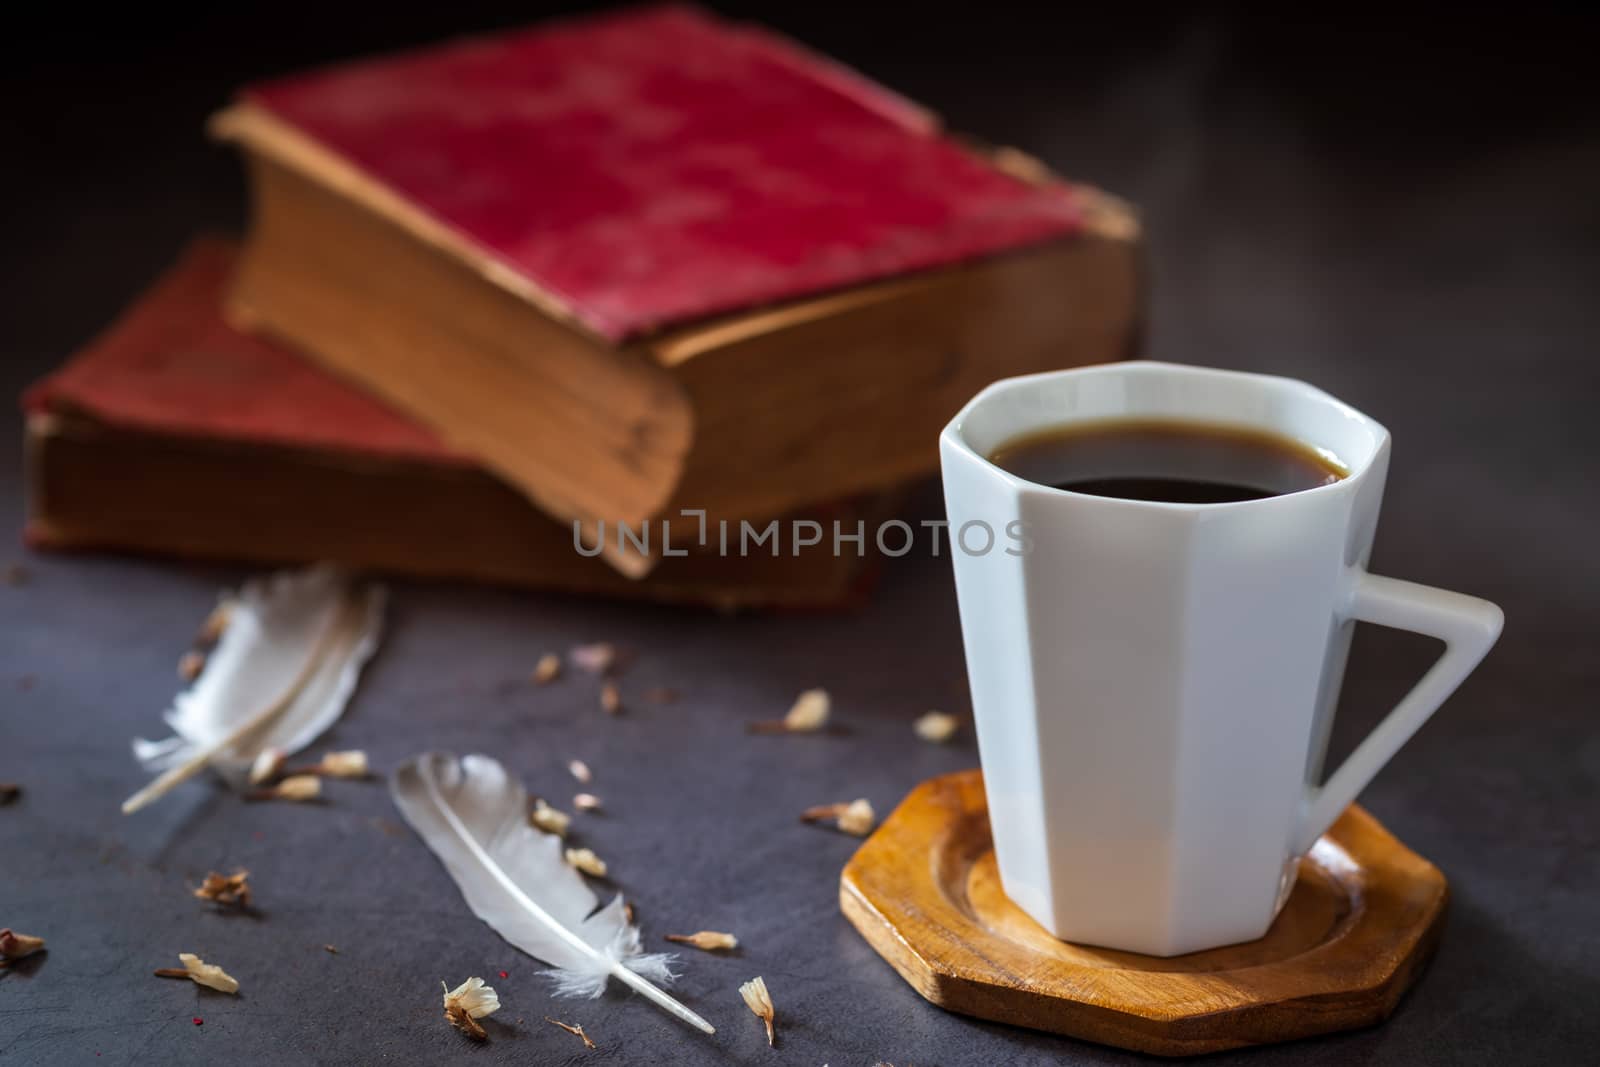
<box><xmin>214</xmin><ymin>5</ymin><xmax>1140</xmax><ymax>568</ymax></box>
<box><xmin>242</xmin><ymin>3</ymin><xmax>1084</xmax><ymax>341</ymax></box>
<box><xmin>22</xmin><ymin>239</ymin><xmax>892</xmax><ymax>611</ymax></box>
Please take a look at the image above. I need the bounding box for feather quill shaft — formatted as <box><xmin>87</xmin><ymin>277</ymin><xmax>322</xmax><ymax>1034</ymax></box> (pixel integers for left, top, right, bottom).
<box><xmin>124</xmin><ymin>566</ymin><xmax>383</xmax><ymax>813</ymax></box>
<box><xmin>392</xmin><ymin>753</ymin><xmax>714</xmax><ymax>1035</ymax></box>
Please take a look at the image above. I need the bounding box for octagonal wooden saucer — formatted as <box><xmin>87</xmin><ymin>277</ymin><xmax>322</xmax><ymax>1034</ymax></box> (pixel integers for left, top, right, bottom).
<box><xmin>840</xmin><ymin>770</ymin><xmax>1447</xmax><ymax>1057</ymax></box>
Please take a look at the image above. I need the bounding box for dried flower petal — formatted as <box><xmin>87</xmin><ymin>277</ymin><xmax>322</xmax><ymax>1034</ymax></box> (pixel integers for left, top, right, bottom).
<box><xmin>568</xmin><ymin>759</ymin><xmax>592</xmax><ymax>784</ymax></box>
<box><xmin>248</xmin><ymin>748</ymin><xmax>287</xmax><ymax>786</ymax></box>
<box><xmin>644</xmin><ymin>686</ymin><xmax>679</xmax><ymax>704</ymax></box>
<box><xmin>740</xmin><ymin>976</ymin><xmax>776</xmax><ymax>1046</ymax></box>
<box><xmin>323</xmin><ymin>944</ymin><xmax>339</xmax><ymax>954</ymax></box>
<box><xmin>569</xmin><ymin>642</ymin><xmax>617</xmax><ymax>676</ymax></box>
<box><xmin>785</xmin><ymin>688</ymin><xmax>830</xmax><ymax>731</ymax></box>
<box><xmin>545</xmin><ymin>1017</ymin><xmax>597</xmax><ymax>1049</ymax></box>
<box><xmin>277</xmin><ymin>775</ymin><xmax>321</xmax><ymax>801</ymax></box>
<box><xmin>914</xmin><ymin>711</ymin><xmax>961</xmax><ymax>743</ymax></box>
<box><xmin>2</xmin><ymin>563</ymin><xmax>28</xmax><ymax>586</ymax></box>
<box><xmin>162</xmin><ymin>952</ymin><xmax>239</xmax><ymax>993</ymax></box>
<box><xmin>836</xmin><ymin>798</ymin><xmax>876</xmax><ymax>836</ymax></box>
<box><xmin>281</xmin><ymin>749</ymin><xmax>371</xmax><ymax>780</ymax></box>
<box><xmin>0</xmin><ymin>928</ymin><xmax>45</xmax><ymax>962</ymax></box>
<box><xmin>444</xmin><ymin>977</ymin><xmax>500</xmax><ymax>1018</ymax></box>
<box><xmin>750</xmin><ymin>688</ymin><xmax>830</xmax><ymax>733</ymax></box>
<box><xmin>193</xmin><ymin>869</ymin><xmax>251</xmax><ymax>908</ymax></box>
<box><xmin>317</xmin><ymin>750</ymin><xmax>369</xmax><ymax>778</ymax></box>
<box><xmin>197</xmin><ymin>599</ymin><xmax>233</xmax><ymax>644</ymax></box>
<box><xmin>248</xmin><ymin>775</ymin><xmax>321</xmax><ymax>802</ymax></box>
<box><xmin>665</xmin><ymin>930</ymin><xmax>738</xmax><ymax>952</ymax></box>
<box><xmin>443</xmin><ymin>977</ymin><xmax>500</xmax><ymax>1039</ymax></box>
<box><xmin>599</xmin><ymin>682</ymin><xmax>622</xmax><ymax>715</ymax></box>
<box><xmin>178</xmin><ymin>651</ymin><xmax>206</xmax><ymax>682</ymax></box>
<box><xmin>564</xmin><ymin>847</ymin><xmax>607</xmax><ymax>878</ymax></box>
<box><xmin>801</xmin><ymin>798</ymin><xmax>876</xmax><ymax>837</ymax></box>
<box><xmin>573</xmin><ymin>792</ymin><xmax>602</xmax><ymax>813</ymax></box>
<box><xmin>0</xmin><ymin>783</ymin><xmax>19</xmax><ymax>805</ymax></box>
<box><xmin>530</xmin><ymin>798</ymin><xmax>571</xmax><ymax>837</ymax></box>
<box><xmin>532</xmin><ymin>653</ymin><xmax>561</xmax><ymax>685</ymax></box>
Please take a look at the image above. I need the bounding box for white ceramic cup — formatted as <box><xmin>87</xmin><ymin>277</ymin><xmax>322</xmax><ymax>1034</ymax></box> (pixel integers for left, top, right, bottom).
<box><xmin>940</xmin><ymin>361</ymin><xmax>1502</xmax><ymax>957</ymax></box>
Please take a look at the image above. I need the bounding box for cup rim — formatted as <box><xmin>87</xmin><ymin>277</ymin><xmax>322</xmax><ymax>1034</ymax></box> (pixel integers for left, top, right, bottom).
<box><xmin>940</xmin><ymin>361</ymin><xmax>1391</xmax><ymax>511</ymax></box>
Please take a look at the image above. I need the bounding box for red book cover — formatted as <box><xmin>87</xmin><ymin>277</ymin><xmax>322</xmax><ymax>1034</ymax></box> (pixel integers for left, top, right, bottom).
<box><xmin>22</xmin><ymin>238</ymin><xmax>895</xmax><ymax>609</ymax></box>
<box><xmin>242</xmin><ymin>3</ymin><xmax>1084</xmax><ymax>341</ymax></box>
<box><xmin>24</xmin><ymin>239</ymin><xmax>464</xmax><ymax>465</ymax></box>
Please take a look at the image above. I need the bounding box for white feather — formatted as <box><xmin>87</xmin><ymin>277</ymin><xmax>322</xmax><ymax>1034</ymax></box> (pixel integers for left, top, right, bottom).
<box><xmin>390</xmin><ymin>752</ymin><xmax>714</xmax><ymax>1034</ymax></box>
<box><xmin>129</xmin><ymin>565</ymin><xmax>383</xmax><ymax>791</ymax></box>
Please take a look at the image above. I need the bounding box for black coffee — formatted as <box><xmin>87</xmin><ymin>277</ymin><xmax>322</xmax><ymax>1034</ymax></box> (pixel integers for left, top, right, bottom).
<box><xmin>989</xmin><ymin>418</ymin><xmax>1345</xmax><ymax>503</ymax></box>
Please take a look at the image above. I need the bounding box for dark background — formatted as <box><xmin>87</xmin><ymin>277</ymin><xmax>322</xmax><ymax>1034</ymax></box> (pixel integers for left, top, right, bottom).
<box><xmin>2</xmin><ymin>4</ymin><xmax>1597</xmax><ymax>1065</ymax></box>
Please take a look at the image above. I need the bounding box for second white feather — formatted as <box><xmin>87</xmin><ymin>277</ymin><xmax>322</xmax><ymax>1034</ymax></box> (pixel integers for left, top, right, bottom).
<box><xmin>390</xmin><ymin>752</ymin><xmax>714</xmax><ymax>1035</ymax></box>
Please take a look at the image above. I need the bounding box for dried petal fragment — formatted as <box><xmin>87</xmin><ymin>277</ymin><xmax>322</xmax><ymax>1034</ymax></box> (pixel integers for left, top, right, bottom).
<box><xmin>573</xmin><ymin>792</ymin><xmax>602</xmax><ymax>813</ymax></box>
<box><xmin>159</xmin><ymin>952</ymin><xmax>239</xmax><ymax>993</ymax></box>
<box><xmin>565</xmin><ymin>847</ymin><xmax>607</xmax><ymax>878</ymax></box>
<box><xmin>193</xmin><ymin>869</ymin><xmax>251</xmax><ymax>908</ymax></box>
<box><xmin>277</xmin><ymin>775</ymin><xmax>322</xmax><ymax>801</ymax></box>
<box><xmin>914</xmin><ymin>711</ymin><xmax>961</xmax><ymax>743</ymax></box>
<box><xmin>0</xmin><ymin>928</ymin><xmax>44</xmax><ymax>962</ymax></box>
<box><xmin>444</xmin><ymin>977</ymin><xmax>499</xmax><ymax>1017</ymax></box>
<box><xmin>599</xmin><ymin>682</ymin><xmax>622</xmax><ymax>715</ymax></box>
<box><xmin>2</xmin><ymin>563</ymin><xmax>28</xmax><ymax>586</ymax></box>
<box><xmin>836</xmin><ymin>798</ymin><xmax>876</xmax><ymax>836</ymax></box>
<box><xmin>665</xmin><ymin>930</ymin><xmax>738</xmax><ymax>952</ymax></box>
<box><xmin>246</xmin><ymin>775</ymin><xmax>321</xmax><ymax>802</ymax></box>
<box><xmin>530</xmin><ymin>798</ymin><xmax>571</xmax><ymax>837</ymax></box>
<box><xmin>801</xmin><ymin>798</ymin><xmax>876</xmax><ymax>837</ymax></box>
<box><xmin>283</xmin><ymin>750</ymin><xmax>370</xmax><ymax>779</ymax></box>
<box><xmin>532</xmin><ymin>653</ymin><xmax>562</xmax><ymax>685</ymax></box>
<box><xmin>644</xmin><ymin>686</ymin><xmax>679</xmax><ymax>704</ymax></box>
<box><xmin>0</xmin><ymin>783</ymin><xmax>19</xmax><ymax>805</ymax></box>
<box><xmin>740</xmin><ymin>976</ymin><xmax>776</xmax><ymax>1046</ymax></box>
<box><xmin>443</xmin><ymin>977</ymin><xmax>500</xmax><ymax>1039</ymax></box>
<box><xmin>178</xmin><ymin>651</ymin><xmax>206</xmax><ymax>682</ymax></box>
<box><xmin>785</xmin><ymin>688</ymin><xmax>830</xmax><ymax>731</ymax></box>
<box><xmin>316</xmin><ymin>750</ymin><xmax>369</xmax><ymax>778</ymax></box>
<box><xmin>569</xmin><ymin>643</ymin><xmax>617</xmax><ymax>676</ymax></box>
<box><xmin>545</xmin><ymin>1017</ymin><xmax>597</xmax><ymax>1049</ymax></box>
<box><xmin>750</xmin><ymin>688</ymin><xmax>830</xmax><ymax>733</ymax></box>
<box><xmin>196</xmin><ymin>599</ymin><xmax>233</xmax><ymax>644</ymax></box>
<box><xmin>568</xmin><ymin>759</ymin><xmax>592</xmax><ymax>784</ymax></box>
<box><xmin>248</xmin><ymin>748</ymin><xmax>287</xmax><ymax>785</ymax></box>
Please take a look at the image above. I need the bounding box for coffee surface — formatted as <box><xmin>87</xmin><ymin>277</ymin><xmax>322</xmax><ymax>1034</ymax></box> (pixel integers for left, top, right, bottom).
<box><xmin>989</xmin><ymin>418</ymin><xmax>1345</xmax><ymax>503</ymax></box>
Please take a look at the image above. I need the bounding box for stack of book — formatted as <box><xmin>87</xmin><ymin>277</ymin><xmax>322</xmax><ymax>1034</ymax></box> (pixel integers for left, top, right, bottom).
<box><xmin>24</xmin><ymin>4</ymin><xmax>1140</xmax><ymax>609</ymax></box>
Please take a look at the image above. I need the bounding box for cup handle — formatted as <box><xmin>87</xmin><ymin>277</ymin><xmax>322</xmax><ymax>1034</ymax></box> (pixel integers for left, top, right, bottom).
<box><xmin>1293</xmin><ymin>569</ymin><xmax>1503</xmax><ymax>853</ymax></box>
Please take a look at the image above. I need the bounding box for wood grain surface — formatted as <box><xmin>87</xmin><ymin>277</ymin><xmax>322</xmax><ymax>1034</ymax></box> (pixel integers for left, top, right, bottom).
<box><xmin>841</xmin><ymin>770</ymin><xmax>1448</xmax><ymax>1056</ymax></box>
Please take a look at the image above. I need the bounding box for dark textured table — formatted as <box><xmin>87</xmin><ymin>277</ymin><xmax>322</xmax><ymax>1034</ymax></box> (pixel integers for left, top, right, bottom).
<box><xmin>3</xmin><ymin>7</ymin><xmax>1596</xmax><ymax>1065</ymax></box>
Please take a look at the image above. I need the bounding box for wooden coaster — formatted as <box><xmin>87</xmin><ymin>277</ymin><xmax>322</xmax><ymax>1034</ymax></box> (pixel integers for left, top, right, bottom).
<box><xmin>840</xmin><ymin>770</ymin><xmax>1447</xmax><ymax>1057</ymax></box>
